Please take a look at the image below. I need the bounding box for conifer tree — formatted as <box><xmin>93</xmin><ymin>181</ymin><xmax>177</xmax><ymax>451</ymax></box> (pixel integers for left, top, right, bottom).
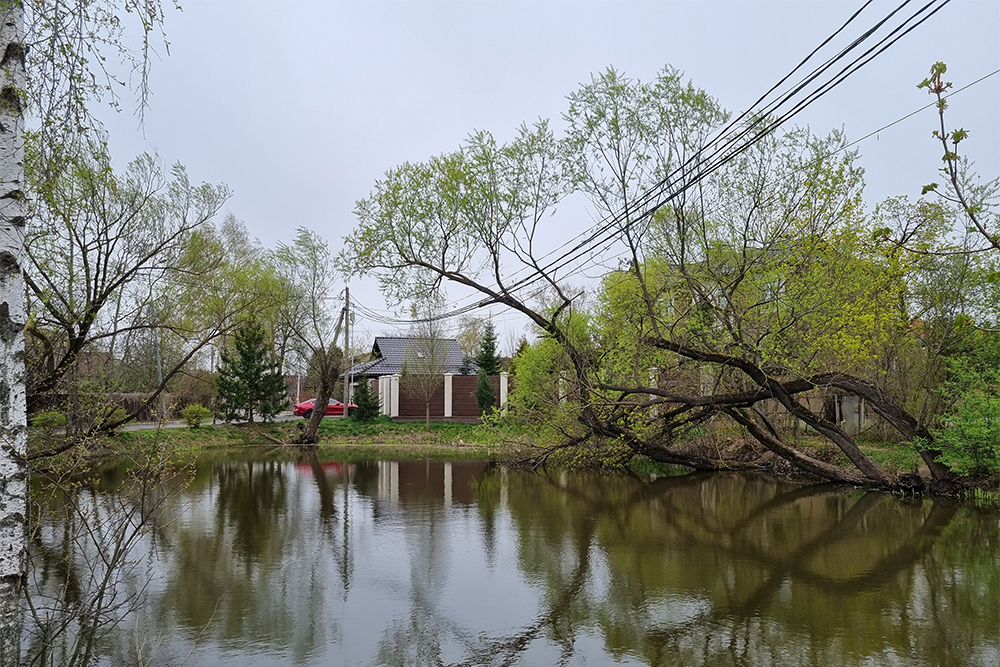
<box><xmin>475</xmin><ymin>321</ymin><xmax>501</xmax><ymax>414</ymax></box>
<box><xmin>475</xmin><ymin>320</ymin><xmax>501</xmax><ymax>375</ymax></box>
<box><xmin>216</xmin><ymin>321</ymin><xmax>288</xmax><ymax>422</ymax></box>
<box><xmin>351</xmin><ymin>379</ymin><xmax>381</xmax><ymax>422</ymax></box>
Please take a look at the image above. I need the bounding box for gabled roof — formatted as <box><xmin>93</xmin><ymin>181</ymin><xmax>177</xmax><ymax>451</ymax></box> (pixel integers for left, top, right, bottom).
<box><xmin>349</xmin><ymin>336</ymin><xmax>467</xmax><ymax>377</ymax></box>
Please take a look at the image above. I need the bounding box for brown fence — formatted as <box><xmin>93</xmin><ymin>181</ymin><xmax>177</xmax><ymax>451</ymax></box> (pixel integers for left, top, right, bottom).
<box><xmin>371</xmin><ymin>374</ymin><xmax>504</xmax><ymax>422</ymax></box>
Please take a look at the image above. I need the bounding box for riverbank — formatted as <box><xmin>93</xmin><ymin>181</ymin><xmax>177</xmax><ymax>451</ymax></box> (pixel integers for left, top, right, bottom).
<box><xmin>27</xmin><ymin>416</ymin><xmax>506</xmax><ymax>466</ymax></box>
<box><xmin>26</xmin><ymin>417</ymin><xmax>998</xmax><ymax>503</ymax></box>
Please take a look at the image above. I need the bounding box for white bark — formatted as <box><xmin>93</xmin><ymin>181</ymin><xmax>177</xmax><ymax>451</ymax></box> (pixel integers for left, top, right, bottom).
<box><xmin>0</xmin><ymin>1</ymin><xmax>26</xmax><ymax>663</ymax></box>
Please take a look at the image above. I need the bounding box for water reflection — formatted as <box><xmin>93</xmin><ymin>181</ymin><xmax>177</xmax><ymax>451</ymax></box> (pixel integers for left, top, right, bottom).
<box><xmin>27</xmin><ymin>457</ymin><xmax>999</xmax><ymax>666</ymax></box>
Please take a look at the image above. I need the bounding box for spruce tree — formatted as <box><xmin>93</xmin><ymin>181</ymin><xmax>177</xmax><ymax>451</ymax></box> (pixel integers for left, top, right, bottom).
<box><xmin>216</xmin><ymin>321</ymin><xmax>288</xmax><ymax>422</ymax></box>
<box><xmin>476</xmin><ymin>369</ymin><xmax>496</xmax><ymax>416</ymax></box>
<box><xmin>475</xmin><ymin>320</ymin><xmax>501</xmax><ymax>375</ymax></box>
<box><xmin>351</xmin><ymin>378</ymin><xmax>382</xmax><ymax>422</ymax></box>
<box><xmin>475</xmin><ymin>320</ymin><xmax>501</xmax><ymax>414</ymax></box>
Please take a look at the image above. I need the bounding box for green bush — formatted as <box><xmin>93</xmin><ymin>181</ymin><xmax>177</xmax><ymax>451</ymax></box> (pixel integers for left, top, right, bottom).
<box><xmin>181</xmin><ymin>404</ymin><xmax>213</xmax><ymax>429</ymax></box>
<box><xmin>31</xmin><ymin>410</ymin><xmax>67</xmax><ymax>431</ymax></box>
<box><xmin>351</xmin><ymin>380</ymin><xmax>381</xmax><ymax>422</ymax></box>
<box><xmin>932</xmin><ymin>335</ymin><xmax>1000</xmax><ymax>476</ymax></box>
<box><xmin>933</xmin><ymin>389</ymin><xmax>1000</xmax><ymax>475</ymax></box>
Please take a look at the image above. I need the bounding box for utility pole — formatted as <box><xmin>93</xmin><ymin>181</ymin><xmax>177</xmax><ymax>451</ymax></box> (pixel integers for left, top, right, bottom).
<box><xmin>343</xmin><ymin>286</ymin><xmax>351</xmax><ymax>413</ymax></box>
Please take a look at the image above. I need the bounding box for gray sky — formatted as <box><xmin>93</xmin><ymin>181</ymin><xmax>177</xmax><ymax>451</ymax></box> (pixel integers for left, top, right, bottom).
<box><xmin>96</xmin><ymin>0</ymin><xmax>1000</xmax><ymax>349</ymax></box>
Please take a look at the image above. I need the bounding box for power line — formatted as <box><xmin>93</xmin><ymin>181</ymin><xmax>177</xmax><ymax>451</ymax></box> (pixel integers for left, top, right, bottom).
<box><xmin>350</xmin><ymin>0</ymin><xmax>989</xmax><ymax>330</ymax></box>
<box><xmin>488</xmin><ymin>0</ymin><xmax>954</xmax><ymax>303</ymax></box>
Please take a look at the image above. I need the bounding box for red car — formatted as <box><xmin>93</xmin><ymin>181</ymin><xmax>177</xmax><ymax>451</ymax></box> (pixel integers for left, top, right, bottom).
<box><xmin>293</xmin><ymin>398</ymin><xmax>357</xmax><ymax>419</ymax></box>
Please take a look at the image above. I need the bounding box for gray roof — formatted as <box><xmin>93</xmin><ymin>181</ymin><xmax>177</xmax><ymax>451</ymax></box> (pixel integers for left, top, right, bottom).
<box><xmin>350</xmin><ymin>336</ymin><xmax>467</xmax><ymax>377</ymax></box>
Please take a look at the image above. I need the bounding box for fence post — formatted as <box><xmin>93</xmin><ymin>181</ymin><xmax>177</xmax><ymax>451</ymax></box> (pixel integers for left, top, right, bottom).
<box><xmin>390</xmin><ymin>374</ymin><xmax>400</xmax><ymax>418</ymax></box>
<box><xmin>500</xmin><ymin>372</ymin><xmax>509</xmax><ymax>415</ymax></box>
<box><xmin>378</xmin><ymin>376</ymin><xmax>388</xmax><ymax>415</ymax></box>
<box><xmin>443</xmin><ymin>373</ymin><xmax>453</xmax><ymax>418</ymax></box>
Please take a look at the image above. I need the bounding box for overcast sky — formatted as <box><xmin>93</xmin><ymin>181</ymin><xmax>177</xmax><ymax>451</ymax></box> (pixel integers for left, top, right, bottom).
<box><xmin>96</xmin><ymin>0</ymin><xmax>999</xmax><ymax>349</ymax></box>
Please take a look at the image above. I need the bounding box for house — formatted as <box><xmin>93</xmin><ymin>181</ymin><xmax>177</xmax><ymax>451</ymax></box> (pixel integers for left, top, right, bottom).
<box><xmin>349</xmin><ymin>336</ymin><xmax>467</xmax><ymax>378</ymax></box>
<box><xmin>349</xmin><ymin>336</ymin><xmax>507</xmax><ymax>422</ymax></box>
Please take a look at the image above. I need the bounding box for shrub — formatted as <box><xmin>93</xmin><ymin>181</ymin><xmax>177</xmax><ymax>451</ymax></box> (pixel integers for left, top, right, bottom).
<box><xmin>932</xmin><ymin>389</ymin><xmax>1000</xmax><ymax>475</ymax></box>
<box><xmin>476</xmin><ymin>369</ymin><xmax>495</xmax><ymax>415</ymax></box>
<box><xmin>931</xmin><ymin>337</ymin><xmax>1000</xmax><ymax>476</ymax></box>
<box><xmin>31</xmin><ymin>410</ymin><xmax>67</xmax><ymax>432</ymax></box>
<box><xmin>351</xmin><ymin>380</ymin><xmax>381</xmax><ymax>422</ymax></box>
<box><xmin>181</xmin><ymin>404</ymin><xmax>213</xmax><ymax>429</ymax></box>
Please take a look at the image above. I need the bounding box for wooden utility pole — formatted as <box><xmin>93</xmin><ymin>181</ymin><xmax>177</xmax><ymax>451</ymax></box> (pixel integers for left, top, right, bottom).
<box><xmin>343</xmin><ymin>287</ymin><xmax>351</xmax><ymax>413</ymax></box>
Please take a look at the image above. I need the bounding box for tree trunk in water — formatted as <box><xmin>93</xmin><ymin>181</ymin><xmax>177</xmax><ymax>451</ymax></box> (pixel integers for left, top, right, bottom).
<box><xmin>0</xmin><ymin>3</ymin><xmax>27</xmax><ymax>664</ymax></box>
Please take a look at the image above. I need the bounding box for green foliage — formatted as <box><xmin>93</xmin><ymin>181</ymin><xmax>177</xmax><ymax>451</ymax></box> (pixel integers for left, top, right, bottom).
<box><xmin>548</xmin><ymin>438</ymin><xmax>635</xmax><ymax>470</ymax></box>
<box><xmin>476</xmin><ymin>369</ymin><xmax>495</xmax><ymax>415</ymax></box>
<box><xmin>351</xmin><ymin>380</ymin><xmax>381</xmax><ymax>422</ymax></box>
<box><xmin>180</xmin><ymin>404</ymin><xmax>212</xmax><ymax>429</ymax></box>
<box><xmin>930</xmin><ymin>333</ymin><xmax>1000</xmax><ymax>475</ymax></box>
<box><xmin>474</xmin><ymin>320</ymin><xmax>501</xmax><ymax>375</ymax></box>
<box><xmin>917</xmin><ymin>329</ymin><xmax>1000</xmax><ymax>476</ymax></box>
<box><xmin>30</xmin><ymin>410</ymin><xmax>66</xmax><ymax>432</ymax></box>
<box><xmin>934</xmin><ymin>392</ymin><xmax>1000</xmax><ymax>475</ymax></box>
<box><xmin>216</xmin><ymin>321</ymin><xmax>288</xmax><ymax>423</ymax></box>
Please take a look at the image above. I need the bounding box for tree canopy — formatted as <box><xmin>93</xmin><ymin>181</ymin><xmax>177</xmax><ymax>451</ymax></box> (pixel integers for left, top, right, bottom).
<box><xmin>340</xmin><ymin>63</ymin><xmax>1000</xmax><ymax>486</ymax></box>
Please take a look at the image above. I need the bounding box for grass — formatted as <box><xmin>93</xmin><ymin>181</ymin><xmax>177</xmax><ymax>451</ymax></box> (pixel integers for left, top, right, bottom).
<box><xmin>857</xmin><ymin>442</ymin><xmax>924</xmax><ymax>476</ymax></box>
<box><xmin>28</xmin><ymin>415</ymin><xmax>513</xmax><ymax>468</ymax></box>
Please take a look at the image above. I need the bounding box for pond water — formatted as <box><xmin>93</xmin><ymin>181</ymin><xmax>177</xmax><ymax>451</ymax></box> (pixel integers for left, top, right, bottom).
<box><xmin>26</xmin><ymin>453</ymin><xmax>999</xmax><ymax>666</ymax></box>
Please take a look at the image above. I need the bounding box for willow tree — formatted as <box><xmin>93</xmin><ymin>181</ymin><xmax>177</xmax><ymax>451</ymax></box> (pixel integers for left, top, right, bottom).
<box><xmin>340</xmin><ymin>65</ymin><xmax>972</xmax><ymax>488</ymax></box>
<box><xmin>274</xmin><ymin>227</ymin><xmax>344</xmax><ymax>443</ymax></box>
<box><xmin>23</xmin><ymin>147</ymin><xmax>232</xmax><ymax>434</ymax></box>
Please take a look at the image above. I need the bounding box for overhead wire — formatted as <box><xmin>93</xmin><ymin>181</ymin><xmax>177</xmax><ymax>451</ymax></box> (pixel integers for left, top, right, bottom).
<box><xmin>486</xmin><ymin>0</ymin><xmax>953</xmax><ymax>302</ymax></box>
<box><xmin>348</xmin><ymin>0</ymin><xmax>984</xmax><ymax>330</ymax></box>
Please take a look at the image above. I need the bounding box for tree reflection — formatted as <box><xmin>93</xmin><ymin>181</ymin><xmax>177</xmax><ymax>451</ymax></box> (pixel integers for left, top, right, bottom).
<box><xmin>29</xmin><ymin>457</ymin><xmax>995</xmax><ymax>667</ymax></box>
<box><xmin>455</xmin><ymin>470</ymin><xmax>997</xmax><ymax>667</ymax></box>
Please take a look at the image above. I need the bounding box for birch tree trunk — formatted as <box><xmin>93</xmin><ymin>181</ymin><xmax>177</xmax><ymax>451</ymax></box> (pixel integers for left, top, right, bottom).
<box><xmin>0</xmin><ymin>2</ymin><xmax>26</xmax><ymax>662</ymax></box>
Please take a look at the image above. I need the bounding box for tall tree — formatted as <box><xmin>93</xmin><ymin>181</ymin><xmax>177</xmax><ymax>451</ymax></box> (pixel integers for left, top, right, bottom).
<box><xmin>474</xmin><ymin>320</ymin><xmax>501</xmax><ymax>375</ymax></box>
<box><xmin>0</xmin><ymin>3</ymin><xmax>28</xmax><ymax>657</ymax></box>
<box><xmin>273</xmin><ymin>228</ymin><xmax>344</xmax><ymax>443</ymax></box>
<box><xmin>402</xmin><ymin>299</ymin><xmax>448</xmax><ymax>431</ymax></box>
<box><xmin>2</xmin><ymin>1</ymin><xmax>177</xmax><ymax>660</ymax></box>
<box><xmin>475</xmin><ymin>320</ymin><xmax>500</xmax><ymax>415</ymax></box>
<box><xmin>216</xmin><ymin>321</ymin><xmax>287</xmax><ymax>423</ymax></box>
<box><xmin>341</xmin><ymin>65</ymin><xmax>975</xmax><ymax>486</ymax></box>
<box><xmin>23</xmin><ymin>145</ymin><xmax>231</xmax><ymax>430</ymax></box>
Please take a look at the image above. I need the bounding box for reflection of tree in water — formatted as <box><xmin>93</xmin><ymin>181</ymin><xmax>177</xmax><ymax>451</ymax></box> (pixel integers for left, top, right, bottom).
<box><xmin>214</xmin><ymin>460</ymin><xmax>289</xmax><ymax>562</ymax></box>
<box><xmin>446</xmin><ymin>471</ymin><xmax>997</xmax><ymax>667</ymax></box>
<box><xmin>149</xmin><ymin>459</ymin><xmax>335</xmax><ymax>665</ymax></box>
<box><xmin>375</xmin><ymin>481</ymin><xmax>449</xmax><ymax>666</ymax></box>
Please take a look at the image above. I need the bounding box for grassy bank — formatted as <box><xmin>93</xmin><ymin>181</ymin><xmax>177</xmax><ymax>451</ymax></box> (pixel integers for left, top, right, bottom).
<box><xmin>29</xmin><ymin>416</ymin><xmax>512</xmax><ymax>466</ymax></box>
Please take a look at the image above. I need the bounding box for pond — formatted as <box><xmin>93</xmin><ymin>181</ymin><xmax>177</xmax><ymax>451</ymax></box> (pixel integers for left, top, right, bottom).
<box><xmin>25</xmin><ymin>453</ymin><xmax>999</xmax><ymax>666</ymax></box>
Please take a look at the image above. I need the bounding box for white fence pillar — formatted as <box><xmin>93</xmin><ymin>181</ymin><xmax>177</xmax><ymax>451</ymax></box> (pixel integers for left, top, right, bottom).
<box><xmin>390</xmin><ymin>374</ymin><xmax>400</xmax><ymax>417</ymax></box>
<box><xmin>443</xmin><ymin>373</ymin><xmax>453</xmax><ymax>417</ymax></box>
<box><xmin>500</xmin><ymin>372</ymin><xmax>509</xmax><ymax>414</ymax></box>
<box><xmin>378</xmin><ymin>376</ymin><xmax>390</xmax><ymax>415</ymax></box>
